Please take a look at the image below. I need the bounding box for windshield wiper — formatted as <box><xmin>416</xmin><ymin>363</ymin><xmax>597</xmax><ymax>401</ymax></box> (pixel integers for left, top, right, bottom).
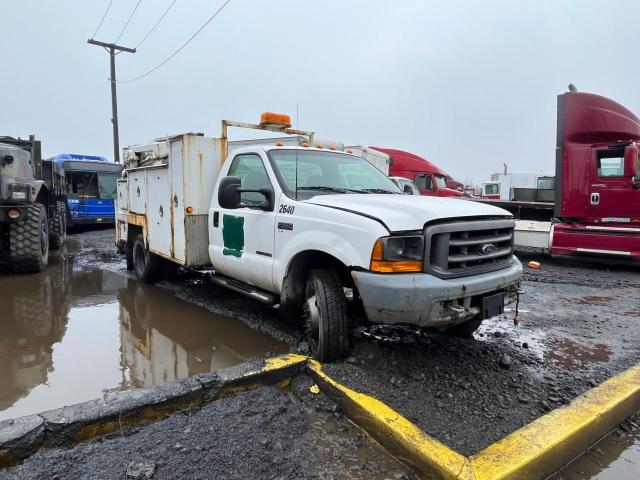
<box><xmin>298</xmin><ymin>186</ymin><xmax>367</xmax><ymax>193</ymax></box>
<box><xmin>361</xmin><ymin>188</ymin><xmax>400</xmax><ymax>194</ymax></box>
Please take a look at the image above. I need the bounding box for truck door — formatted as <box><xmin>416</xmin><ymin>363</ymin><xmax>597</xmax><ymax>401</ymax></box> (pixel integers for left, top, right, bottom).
<box><xmin>414</xmin><ymin>173</ymin><xmax>435</xmax><ymax>196</ymax></box>
<box><xmin>590</xmin><ymin>147</ymin><xmax>640</xmax><ymax>220</ymax></box>
<box><xmin>210</xmin><ymin>153</ymin><xmax>276</xmax><ymax>291</ymax></box>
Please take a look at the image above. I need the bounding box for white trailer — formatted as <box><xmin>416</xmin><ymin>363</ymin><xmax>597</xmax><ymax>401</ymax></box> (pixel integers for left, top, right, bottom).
<box><xmin>344</xmin><ymin>146</ymin><xmax>391</xmax><ymax>175</ymax></box>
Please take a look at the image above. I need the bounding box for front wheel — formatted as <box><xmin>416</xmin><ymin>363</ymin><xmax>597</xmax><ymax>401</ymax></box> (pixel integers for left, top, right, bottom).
<box><xmin>10</xmin><ymin>203</ymin><xmax>49</xmax><ymax>273</ymax></box>
<box><xmin>304</xmin><ymin>269</ymin><xmax>349</xmax><ymax>362</ymax></box>
<box><xmin>132</xmin><ymin>234</ymin><xmax>163</xmax><ymax>284</ymax></box>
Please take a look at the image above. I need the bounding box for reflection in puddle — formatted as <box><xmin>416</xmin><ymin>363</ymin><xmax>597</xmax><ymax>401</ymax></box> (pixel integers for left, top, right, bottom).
<box><xmin>0</xmin><ymin>258</ymin><xmax>286</xmax><ymax>421</ymax></box>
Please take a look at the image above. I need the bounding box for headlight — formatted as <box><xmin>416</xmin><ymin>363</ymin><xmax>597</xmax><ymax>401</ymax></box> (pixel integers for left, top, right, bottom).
<box><xmin>370</xmin><ymin>235</ymin><xmax>424</xmax><ymax>272</ymax></box>
<box><xmin>11</xmin><ymin>191</ymin><xmax>27</xmax><ymax>201</ymax></box>
<box><xmin>9</xmin><ymin>184</ymin><xmax>29</xmax><ymax>201</ymax></box>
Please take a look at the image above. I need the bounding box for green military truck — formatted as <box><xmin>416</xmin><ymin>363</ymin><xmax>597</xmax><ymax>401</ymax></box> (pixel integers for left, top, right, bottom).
<box><xmin>0</xmin><ymin>135</ymin><xmax>67</xmax><ymax>273</ymax></box>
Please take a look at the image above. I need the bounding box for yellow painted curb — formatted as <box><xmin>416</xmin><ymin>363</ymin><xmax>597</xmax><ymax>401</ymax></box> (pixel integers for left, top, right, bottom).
<box><xmin>305</xmin><ymin>360</ymin><xmax>640</xmax><ymax>480</ymax></box>
<box><xmin>306</xmin><ymin>359</ymin><xmax>472</xmax><ymax>480</ymax></box>
<box><xmin>470</xmin><ymin>363</ymin><xmax>640</xmax><ymax>480</ymax></box>
<box><xmin>216</xmin><ymin>353</ymin><xmax>308</xmax><ymax>397</ymax></box>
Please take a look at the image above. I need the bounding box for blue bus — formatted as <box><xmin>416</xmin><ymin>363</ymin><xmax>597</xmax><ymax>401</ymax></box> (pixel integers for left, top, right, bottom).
<box><xmin>48</xmin><ymin>154</ymin><xmax>122</xmax><ymax>226</ymax></box>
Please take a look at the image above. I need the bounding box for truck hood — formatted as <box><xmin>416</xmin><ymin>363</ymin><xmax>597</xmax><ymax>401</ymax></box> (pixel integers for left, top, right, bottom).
<box><xmin>307</xmin><ymin>194</ymin><xmax>511</xmax><ymax>232</ymax></box>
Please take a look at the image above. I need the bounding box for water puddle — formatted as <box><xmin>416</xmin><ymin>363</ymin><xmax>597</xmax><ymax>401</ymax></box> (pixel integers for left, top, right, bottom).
<box><xmin>551</xmin><ymin>422</ymin><xmax>640</xmax><ymax>479</ymax></box>
<box><xmin>0</xmin><ymin>257</ymin><xmax>287</xmax><ymax>421</ymax></box>
<box><xmin>476</xmin><ymin>318</ymin><xmax>612</xmax><ymax>371</ymax></box>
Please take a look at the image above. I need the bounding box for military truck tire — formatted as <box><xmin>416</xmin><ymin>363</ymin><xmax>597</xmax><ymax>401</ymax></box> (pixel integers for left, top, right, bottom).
<box><xmin>304</xmin><ymin>269</ymin><xmax>349</xmax><ymax>362</ymax></box>
<box><xmin>444</xmin><ymin>317</ymin><xmax>484</xmax><ymax>337</ymax></box>
<box><xmin>133</xmin><ymin>234</ymin><xmax>163</xmax><ymax>284</ymax></box>
<box><xmin>49</xmin><ymin>201</ymin><xmax>66</xmax><ymax>250</ymax></box>
<box><xmin>10</xmin><ymin>203</ymin><xmax>49</xmax><ymax>273</ymax></box>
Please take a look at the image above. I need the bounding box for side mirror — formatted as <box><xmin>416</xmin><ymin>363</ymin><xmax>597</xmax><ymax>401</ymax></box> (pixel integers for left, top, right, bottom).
<box><xmin>218</xmin><ymin>176</ymin><xmax>242</xmax><ymax>209</ymax></box>
<box><xmin>403</xmin><ymin>184</ymin><xmax>414</xmax><ymax>195</ymax></box>
<box><xmin>624</xmin><ymin>144</ymin><xmax>638</xmax><ymax>177</ymax></box>
<box><xmin>2</xmin><ymin>155</ymin><xmax>14</xmax><ymax>165</ymax></box>
<box><xmin>218</xmin><ymin>176</ymin><xmax>275</xmax><ymax>211</ymax></box>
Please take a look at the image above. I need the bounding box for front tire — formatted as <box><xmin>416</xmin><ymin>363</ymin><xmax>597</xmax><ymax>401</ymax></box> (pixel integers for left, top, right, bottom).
<box><xmin>132</xmin><ymin>234</ymin><xmax>163</xmax><ymax>284</ymax></box>
<box><xmin>304</xmin><ymin>269</ymin><xmax>349</xmax><ymax>362</ymax></box>
<box><xmin>10</xmin><ymin>203</ymin><xmax>49</xmax><ymax>273</ymax></box>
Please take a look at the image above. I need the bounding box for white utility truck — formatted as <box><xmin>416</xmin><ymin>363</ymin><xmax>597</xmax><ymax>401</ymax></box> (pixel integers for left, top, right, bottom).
<box><xmin>116</xmin><ymin>113</ymin><xmax>523</xmax><ymax>361</ymax></box>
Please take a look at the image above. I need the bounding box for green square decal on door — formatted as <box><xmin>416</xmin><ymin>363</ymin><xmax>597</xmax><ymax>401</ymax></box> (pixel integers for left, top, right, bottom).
<box><xmin>222</xmin><ymin>214</ymin><xmax>245</xmax><ymax>258</ymax></box>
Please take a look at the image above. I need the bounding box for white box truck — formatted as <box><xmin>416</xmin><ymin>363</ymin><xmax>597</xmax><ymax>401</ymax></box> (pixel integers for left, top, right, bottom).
<box><xmin>116</xmin><ymin>113</ymin><xmax>523</xmax><ymax>361</ymax></box>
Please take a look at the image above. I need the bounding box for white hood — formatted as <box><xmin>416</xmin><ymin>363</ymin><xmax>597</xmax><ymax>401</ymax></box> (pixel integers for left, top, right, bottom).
<box><xmin>307</xmin><ymin>194</ymin><xmax>511</xmax><ymax>232</ymax></box>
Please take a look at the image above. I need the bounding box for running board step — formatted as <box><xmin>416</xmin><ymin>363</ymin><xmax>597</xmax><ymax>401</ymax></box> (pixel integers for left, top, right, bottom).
<box><xmin>210</xmin><ymin>276</ymin><xmax>277</xmax><ymax>305</ymax></box>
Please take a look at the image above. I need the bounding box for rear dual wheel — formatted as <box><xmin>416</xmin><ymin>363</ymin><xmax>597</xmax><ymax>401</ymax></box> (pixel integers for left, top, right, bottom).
<box><xmin>132</xmin><ymin>234</ymin><xmax>163</xmax><ymax>284</ymax></box>
<box><xmin>304</xmin><ymin>269</ymin><xmax>349</xmax><ymax>362</ymax></box>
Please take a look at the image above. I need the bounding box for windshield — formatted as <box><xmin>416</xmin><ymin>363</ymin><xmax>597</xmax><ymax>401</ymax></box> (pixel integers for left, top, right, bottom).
<box><xmin>269</xmin><ymin>149</ymin><xmax>401</xmax><ymax>197</ymax></box>
<box><xmin>434</xmin><ymin>175</ymin><xmax>447</xmax><ymax>189</ymax></box>
<box><xmin>98</xmin><ymin>173</ymin><xmax>118</xmax><ymax>200</ymax></box>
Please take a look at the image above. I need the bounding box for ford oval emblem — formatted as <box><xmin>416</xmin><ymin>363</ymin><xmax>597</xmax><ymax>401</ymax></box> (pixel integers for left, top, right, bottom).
<box><xmin>481</xmin><ymin>243</ymin><xmax>498</xmax><ymax>255</ymax></box>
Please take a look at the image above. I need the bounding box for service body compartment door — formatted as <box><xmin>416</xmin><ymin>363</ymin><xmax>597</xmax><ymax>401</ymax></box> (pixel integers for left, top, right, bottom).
<box><xmin>170</xmin><ymin>139</ymin><xmax>186</xmax><ymax>263</ymax></box>
<box><xmin>147</xmin><ymin>168</ymin><xmax>172</xmax><ymax>257</ymax></box>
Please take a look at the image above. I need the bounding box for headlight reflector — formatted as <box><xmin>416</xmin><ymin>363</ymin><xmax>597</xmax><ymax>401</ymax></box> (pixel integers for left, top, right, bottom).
<box><xmin>370</xmin><ymin>235</ymin><xmax>424</xmax><ymax>272</ymax></box>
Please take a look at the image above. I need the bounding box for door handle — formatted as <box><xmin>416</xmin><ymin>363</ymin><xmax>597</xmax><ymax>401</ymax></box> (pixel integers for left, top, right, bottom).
<box><xmin>590</xmin><ymin>192</ymin><xmax>600</xmax><ymax>205</ymax></box>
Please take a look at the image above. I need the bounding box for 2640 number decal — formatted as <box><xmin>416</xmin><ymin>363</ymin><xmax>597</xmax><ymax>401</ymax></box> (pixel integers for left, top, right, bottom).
<box><xmin>278</xmin><ymin>204</ymin><xmax>295</xmax><ymax>215</ymax></box>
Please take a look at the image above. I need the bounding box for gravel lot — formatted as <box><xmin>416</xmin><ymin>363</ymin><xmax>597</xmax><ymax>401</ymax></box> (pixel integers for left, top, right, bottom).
<box><xmin>23</xmin><ymin>228</ymin><xmax>640</xmax><ymax>459</ymax></box>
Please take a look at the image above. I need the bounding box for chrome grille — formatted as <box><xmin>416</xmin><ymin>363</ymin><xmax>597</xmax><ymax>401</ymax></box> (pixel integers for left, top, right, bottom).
<box><xmin>424</xmin><ymin>218</ymin><xmax>515</xmax><ymax>279</ymax></box>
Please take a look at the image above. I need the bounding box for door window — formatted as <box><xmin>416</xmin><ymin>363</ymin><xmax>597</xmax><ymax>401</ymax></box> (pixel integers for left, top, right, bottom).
<box><xmin>228</xmin><ymin>154</ymin><xmax>271</xmax><ymax>205</ymax></box>
<box><xmin>596</xmin><ymin>153</ymin><xmax>624</xmax><ymax>177</ymax></box>
<box><xmin>484</xmin><ymin>183</ymin><xmax>499</xmax><ymax>195</ymax></box>
<box><xmin>415</xmin><ymin>174</ymin><xmax>434</xmax><ymax>190</ymax></box>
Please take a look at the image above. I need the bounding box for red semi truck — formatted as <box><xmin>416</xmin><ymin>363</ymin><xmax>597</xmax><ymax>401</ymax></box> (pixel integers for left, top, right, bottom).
<box><xmin>477</xmin><ymin>89</ymin><xmax>640</xmax><ymax>262</ymax></box>
<box><xmin>371</xmin><ymin>147</ymin><xmax>464</xmax><ymax>197</ymax></box>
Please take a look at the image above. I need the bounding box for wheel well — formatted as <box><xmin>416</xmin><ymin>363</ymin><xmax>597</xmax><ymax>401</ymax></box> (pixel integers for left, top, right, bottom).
<box><xmin>280</xmin><ymin>250</ymin><xmax>352</xmax><ymax>317</ymax></box>
<box><xmin>127</xmin><ymin>224</ymin><xmax>143</xmax><ymax>250</ymax></box>
<box><xmin>35</xmin><ymin>185</ymin><xmax>51</xmax><ymax>213</ymax></box>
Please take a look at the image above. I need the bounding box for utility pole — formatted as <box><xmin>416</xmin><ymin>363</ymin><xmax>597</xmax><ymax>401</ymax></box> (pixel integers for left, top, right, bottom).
<box><xmin>87</xmin><ymin>39</ymin><xmax>136</xmax><ymax>164</ymax></box>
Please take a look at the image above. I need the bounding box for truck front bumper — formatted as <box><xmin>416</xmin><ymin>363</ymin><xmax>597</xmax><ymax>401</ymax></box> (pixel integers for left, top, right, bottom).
<box><xmin>351</xmin><ymin>257</ymin><xmax>523</xmax><ymax>328</ymax></box>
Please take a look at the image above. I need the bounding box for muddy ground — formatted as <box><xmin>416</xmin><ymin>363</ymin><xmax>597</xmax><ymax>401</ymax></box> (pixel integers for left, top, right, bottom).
<box><xmin>1</xmin><ymin>376</ymin><xmax>413</xmax><ymax>480</ymax></box>
<box><xmin>3</xmin><ymin>227</ymin><xmax>638</xmax><ymax>471</ymax></box>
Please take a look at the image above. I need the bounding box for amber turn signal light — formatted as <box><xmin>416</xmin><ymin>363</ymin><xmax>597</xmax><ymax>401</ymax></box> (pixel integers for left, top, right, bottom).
<box><xmin>369</xmin><ymin>238</ymin><xmax>423</xmax><ymax>273</ymax></box>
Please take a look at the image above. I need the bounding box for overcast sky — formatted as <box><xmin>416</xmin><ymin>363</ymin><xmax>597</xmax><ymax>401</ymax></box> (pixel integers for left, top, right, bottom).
<box><xmin>2</xmin><ymin>0</ymin><xmax>639</xmax><ymax>184</ymax></box>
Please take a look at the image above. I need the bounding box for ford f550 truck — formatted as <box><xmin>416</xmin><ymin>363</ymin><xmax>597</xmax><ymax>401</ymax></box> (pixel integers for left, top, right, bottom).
<box><xmin>115</xmin><ymin>113</ymin><xmax>523</xmax><ymax>361</ymax></box>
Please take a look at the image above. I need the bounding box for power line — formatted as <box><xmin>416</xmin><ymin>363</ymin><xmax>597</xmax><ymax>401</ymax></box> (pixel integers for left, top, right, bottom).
<box><xmin>114</xmin><ymin>0</ymin><xmax>144</xmax><ymax>44</ymax></box>
<box><xmin>119</xmin><ymin>0</ymin><xmax>232</xmax><ymax>84</ymax></box>
<box><xmin>135</xmin><ymin>0</ymin><xmax>178</xmax><ymax>49</ymax></box>
<box><xmin>92</xmin><ymin>0</ymin><xmax>114</xmax><ymax>39</ymax></box>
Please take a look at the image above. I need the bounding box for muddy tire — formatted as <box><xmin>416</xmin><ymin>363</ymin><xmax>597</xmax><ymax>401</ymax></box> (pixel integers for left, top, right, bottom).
<box><xmin>10</xmin><ymin>203</ymin><xmax>49</xmax><ymax>273</ymax></box>
<box><xmin>304</xmin><ymin>269</ymin><xmax>349</xmax><ymax>362</ymax></box>
<box><xmin>126</xmin><ymin>242</ymin><xmax>134</xmax><ymax>270</ymax></box>
<box><xmin>49</xmin><ymin>201</ymin><xmax>67</xmax><ymax>250</ymax></box>
<box><xmin>132</xmin><ymin>234</ymin><xmax>163</xmax><ymax>284</ymax></box>
<box><xmin>444</xmin><ymin>317</ymin><xmax>484</xmax><ymax>337</ymax></box>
